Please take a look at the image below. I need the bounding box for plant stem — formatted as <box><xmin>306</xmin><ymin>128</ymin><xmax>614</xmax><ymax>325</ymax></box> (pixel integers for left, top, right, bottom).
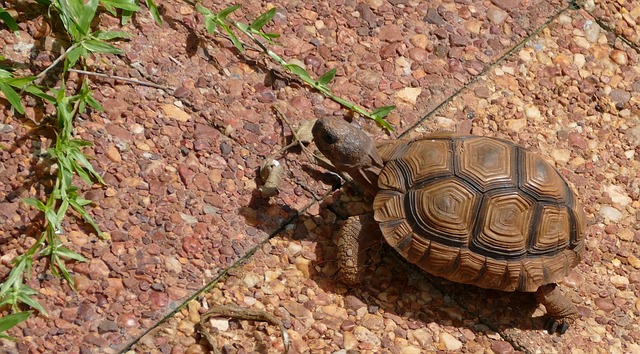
<box><xmin>226</xmin><ymin>20</ymin><xmax>393</xmax><ymax>130</ymax></box>
<box><xmin>68</xmin><ymin>69</ymin><xmax>175</xmax><ymax>90</ymax></box>
<box><xmin>34</xmin><ymin>43</ymin><xmax>81</xmax><ymax>84</ymax></box>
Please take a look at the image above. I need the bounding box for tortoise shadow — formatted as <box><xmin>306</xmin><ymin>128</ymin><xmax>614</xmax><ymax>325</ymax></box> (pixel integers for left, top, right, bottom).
<box><xmin>291</xmin><ymin>186</ymin><xmax>553</xmax><ymax>338</ymax></box>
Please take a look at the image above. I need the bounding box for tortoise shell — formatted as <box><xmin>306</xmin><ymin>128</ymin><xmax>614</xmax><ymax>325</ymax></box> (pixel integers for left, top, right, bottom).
<box><xmin>372</xmin><ymin>134</ymin><xmax>586</xmax><ymax>292</ymax></box>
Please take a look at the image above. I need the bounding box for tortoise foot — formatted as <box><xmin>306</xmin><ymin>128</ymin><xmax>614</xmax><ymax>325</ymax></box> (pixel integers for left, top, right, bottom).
<box><xmin>535</xmin><ymin>284</ymin><xmax>578</xmax><ymax>335</ymax></box>
<box><xmin>544</xmin><ymin>317</ymin><xmax>570</xmax><ymax>335</ymax></box>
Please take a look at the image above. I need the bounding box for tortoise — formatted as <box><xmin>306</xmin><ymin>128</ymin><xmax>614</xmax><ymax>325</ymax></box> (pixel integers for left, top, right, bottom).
<box><xmin>312</xmin><ymin>117</ymin><xmax>586</xmax><ymax>333</ymax></box>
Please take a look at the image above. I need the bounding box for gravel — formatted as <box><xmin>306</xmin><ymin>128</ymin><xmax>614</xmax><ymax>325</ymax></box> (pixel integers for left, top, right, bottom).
<box><xmin>1</xmin><ymin>0</ymin><xmax>638</xmax><ymax>353</ymax></box>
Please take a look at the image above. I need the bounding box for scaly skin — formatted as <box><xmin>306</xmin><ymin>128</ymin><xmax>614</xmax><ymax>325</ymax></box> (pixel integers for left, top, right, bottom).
<box><xmin>535</xmin><ymin>284</ymin><xmax>579</xmax><ymax>334</ymax></box>
<box><xmin>336</xmin><ymin>214</ymin><xmax>383</xmax><ymax>285</ymax></box>
<box><xmin>312</xmin><ymin>118</ymin><xmax>384</xmax><ymax>196</ymax></box>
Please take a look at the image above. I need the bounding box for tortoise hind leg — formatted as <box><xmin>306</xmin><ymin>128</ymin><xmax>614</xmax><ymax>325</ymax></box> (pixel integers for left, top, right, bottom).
<box><xmin>534</xmin><ymin>283</ymin><xmax>579</xmax><ymax>334</ymax></box>
<box><xmin>336</xmin><ymin>214</ymin><xmax>383</xmax><ymax>285</ymax></box>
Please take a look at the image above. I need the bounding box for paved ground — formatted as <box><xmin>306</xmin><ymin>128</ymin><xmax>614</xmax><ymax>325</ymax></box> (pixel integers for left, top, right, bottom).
<box><xmin>1</xmin><ymin>0</ymin><xmax>639</xmax><ymax>353</ymax></box>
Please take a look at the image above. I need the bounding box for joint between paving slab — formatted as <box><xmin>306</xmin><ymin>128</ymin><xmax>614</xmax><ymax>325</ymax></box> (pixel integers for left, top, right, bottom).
<box><xmin>399</xmin><ymin>3</ymin><xmax>576</xmax><ymax>139</ymax></box>
<box><xmin>121</xmin><ymin>3</ymin><xmax>595</xmax><ymax>350</ymax></box>
<box><xmin>119</xmin><ymin>198</ymin><xmax>319</xmax><ymax>352</ymax></box>
<box><xmin>584</xmin><ymin>12</ymin><xmax>640</xmax><ymax>53</ymax></box>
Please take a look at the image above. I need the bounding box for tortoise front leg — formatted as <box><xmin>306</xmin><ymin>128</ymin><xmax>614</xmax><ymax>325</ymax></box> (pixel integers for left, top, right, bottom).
<box><xmin>336</xmin><ymin>214</ymin><xmax>383</xmax><ymax>285</ymax></box>
<box><xmin>534</xmin><ymin>283</ymin><xmax>579</xmax><ymax>334</ymax></box>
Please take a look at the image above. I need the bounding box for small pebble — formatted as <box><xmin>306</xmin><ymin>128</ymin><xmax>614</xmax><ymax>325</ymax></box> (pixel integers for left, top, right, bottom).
<box><xmin>628</xmin><ymin>255</ymin><xmax>640</xmax><ymax>269</ymax></box>
<box><xmin>185</xmin><ymin>344</ymin><xmax>208</xmax><ymax>354</ymax></box>
<box><xmin>487</xmin><ymin>7</ymin><xmax>508</xmax><ymax>24</ymax></box>
<box><xmin>610</xmin><ymin>50</ymin><xmax>628</xmax><ymax>65</ymax></box>
<box><xmin>491</xmin><ymin>340</ymin><xmax>515</xmax><ymax>354</ymax></box>
<box><xmin>594</xmin><ymin>298</ymin><xmax>616</xmax><ymax>313</ymax></box>
<box><xmin>400</xmin><ymin>346</ymin><xmax>422</xmax><ymax>354</ymax></box>
<box><xmin>610</xmin><ymin>275</ymin><xmax>629</xmax><ymax>289</ymax></box>
<box><xmin>599</xmin><ymin>206</ymin><xmax>623</xmax><ymax>222</ymax></box>
<box><xmin>439</xmin><ymin>332</ymin><xmax>462</xmax><ymax>351</ymax></box>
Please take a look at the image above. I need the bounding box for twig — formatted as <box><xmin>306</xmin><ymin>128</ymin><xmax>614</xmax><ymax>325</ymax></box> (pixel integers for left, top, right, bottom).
<box><xmin>34</xmin><ymin>43</ymin><xmax>80</xmax><ymax>84</ymax></box>
<box><xmin>168</xmin><ymin>56</ymin><xmax>184</xmax><ymax>68</ymax></box>
<box><xmin>67</xmin><ymin>69</ymin><xmax>175</xmax><ymax>91</ymax></box>
<box><xmin>197</xmin><ymin>304</ymin><xmax>290</xmax><ymax>354</ymax></box>
<box><xmin>272</xmin><ymin>107</ymin><xmax>328</xmax><ymax>164</ymax></box>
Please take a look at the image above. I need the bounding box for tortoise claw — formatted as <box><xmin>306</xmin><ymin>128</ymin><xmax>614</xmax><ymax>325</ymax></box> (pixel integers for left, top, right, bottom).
<box><xmin>544</xmin><ymin>317</ymin><xmax>569</xmax><ymax>335</ymax></box>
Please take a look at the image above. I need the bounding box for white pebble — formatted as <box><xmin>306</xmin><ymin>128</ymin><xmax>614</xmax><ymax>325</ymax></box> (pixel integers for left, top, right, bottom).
<box><xmin>551</xmin><ymin>149</ymin><xmax>571</xmax><ymax>165</ymax></box>
<box><xmin>209</xmin><ymin>318</ymin><xmax>229</xmax><ymax>331</ymax></box>
<box><xmin>243</xmin><ymin>273</ymin><xmax>261</xmax><ymax>287</ymax></box>
<box><xmin>584</xmin><ymin>21</ymin><xmax>600</xmax><ymax>43</ymax></box>
<box><xmin>439</xmin><ymin>332</ymin><xmax>463</xmax><ymax>351</ymax></box>
<box><xmin>610</xmin><ymin>275</ymin><xmax>629</xmax><ymax>289</ymax></box>
<box><xmin>435</xmin><ymin>116</ymin><xmax>455</xmax><ymax>130</ymax></box>
<box><xmin>604</xmin><ymin>185</ymin><xmax>632</xmax><ymax>207</ymax></box>
<box><xmin>524</xmin><ymin>104</ymin><xmax>542</xmax><ymax>121</ymax></box>
<box><xmin>574</xmin><ymin>53</ymin><xmax>586</xmax><ymax>68</ymax></box>
<box><xmin>599</xmin><ymin>205</ymin><xmax>623</xmax><ymax>222</ymax></box>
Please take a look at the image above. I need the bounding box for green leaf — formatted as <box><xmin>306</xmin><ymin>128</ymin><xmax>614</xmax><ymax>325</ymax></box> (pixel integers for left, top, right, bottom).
<box><xmin>0</xmin><ymin>296</ymin><xmax>14</xmax><ymax>309</ymax></box>
<box><xmin>4</xmin><ymin>76</ymin><xmax>55</xmax><ymax>102</ymax></box>
<box><xmin>0</xmin><ymin>69</ymin><xmax>12</xmax><ymax>78</ymax></box>
<box><xmin>0</xmin><ymin>333</ymin><xmax>16</xmax><ymax>341</ymax></box>
<box><xmin>84</xmin><ymin>94</ymin><xmax>103</xmax><ymax>111</ymax></box>
<box><xmin>0</xmin><ymin>311</ymin><xmax>30</xmax><ymax>332</ymax></box>
<box><xmin>44</xmin><ymin>208</ymin><xmax>61</xmax><ymax>231</ymax></box>
<box><xmin>70</xmin><ymin>149</ymin><xmax>104</xmax><ymax>183</ymax></box>
<box><xmin>203</xmin><ymin>16</ymin><xmax>217</xmax><ymax>35</ymax></box>
<box><xmin>69</xmin><ymin>199</ymin><xmax>102</xmax><ymax>236</ymax></box>
<box><xmin>23</xmin><ymin>198</ymin><xmax>47</xmax><ymax>211</ymax></box>
<box><xmin>146</xmin><ymin>0</ymin><xmax>162</xmax><ymax>24</ymax></box>
<box><xmin>54</xmin><ymin>258</ymin><xmax>74</xmax><ymax>286</ymax></box>
<box><xmin>74</xmin><ymin>197</ymin><xmax>93</xmax><ymax>206</ymax></box>
<box><xmin>0</xmin><ymin>8</ymin><xmax>20</xmax><ymax>35</ymax></box>
<box><xmin>81</xmin><ymin>39</ymin><xmax>123</xmax><ymax>54</ymax></box>
<box><xmin>371</xmin><ymin>105</ymin><xmax>396</xmax><ymax>119</ymax></box>
<box><xmin>317</xmin><ymin>68</ymin><xmax>336</xmax><ymax>86</ymax></box>
<box><xmin>102</xmin><ymin>3</ymin><xmax>117</xmax><ymax>17</ymax></box>
<box><xmin>262</xmin><ymin>32</ymin><xmax>280</xmax><ymax>39</ymax></box>
<box><xmin>120</xmin><ymin>9</ymin><xmax>133</xmax><ymax>25</ymax></box>
<box><xmin>93</xmin><ymin>30</ymin><xmax>132</xmax><ymax>40</ymax></box>
<box><xmin>58</xmin><ymin>0</ymin><xmax>99</xmax><ymax>39</ymax></box>
<box><xmin>100</xmin><ymin>0</ymin><xmax>140</xmax><ymax>11</ymax></box>
<box><xmin>16</xmin><ymin>289</ymin><xmax>47</xmax><ymax>315</ymax></box>
<box><xmin>55</xmin><ymin>247</ymin><xmax>87</xmax><ymax>262</ymax></box>
<box><xmin>218</xmin><ymin>4</ymin><xmax>241</xmax><ymax>19</ymax></box>
<box><xmin>250</xmin><ymin>7</ymin><xmax>276</xmax><ymax>31</ymax></box>
<box><xmin>23</xmin><ymin>86</ymin><xmax>55</xmax><ymax>102</ymax></box>
<box><xmin>195</xmin><ymin>4</ymin><xmax>212</xmax><ymax>16</ymax></box>
<box><xmin>0</xmin><ymin>261</ymin><xmax>27</xmax><ymax>296</ymax></box>
<box><xmin>65</xmin><ymin>45</ymin><xmax>85</xmax><ymax>70</ymax></box>
<box><xmin>77</xmin><ymin>84</ymin><xmax>104</xmax><ymax>112</ymax></box>
<box><xmin>69</xmin><ymin>138</ymin><xmax>94</xmax><ymax>148</ymax></box>
<box><xmin>235</xmin><ymin>21</ymin><xmax>249</xmax><ymax>32</ymax></box>
<box><xmin>0</xmin><ymin>82</ymin><xmax>24</xmax><ymax>114</ymax></box>
<box><xmin>219</xmin><ymin>22</ymin><xmax>243</xmax><ymax>52</ymax></box>
<box><xmin>70</xmin><ymin>159</ymin><xmax>93</xmax><ymax>185</ymax></box>
<box><xmin>56</xmin><ymin>200</ymin><xmax>70</xmax><ymax>223</ymax></box>
<box><xmin>6</xmin><ymin>75</ymin><xmax>38</xmax><ymax>87</ymax></box>
<box><xmin>283</xmin><ymin>64</ymin><xmax>311</xmax><ymax>81</ymax></box>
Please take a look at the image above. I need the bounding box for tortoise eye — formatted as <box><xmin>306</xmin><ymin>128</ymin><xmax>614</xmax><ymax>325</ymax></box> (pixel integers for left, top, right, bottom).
<box><xmin>323</xmin><ymin>132</ymin><xmax>338</xmax><ymax>144</ymax></box>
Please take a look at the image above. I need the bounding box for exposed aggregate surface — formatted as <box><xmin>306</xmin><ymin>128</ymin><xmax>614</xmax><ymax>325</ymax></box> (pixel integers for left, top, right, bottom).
<box><xmin>1</xmin><ymin>0</ymin><xmax>639</xmax><ymax>353</ymax></box>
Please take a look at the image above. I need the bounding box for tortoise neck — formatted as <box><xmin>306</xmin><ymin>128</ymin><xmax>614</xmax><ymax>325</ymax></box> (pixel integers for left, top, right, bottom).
<box><xmin>342</xmin><ymin>154</ymin><xmax>384</xmax><ymax>196</ymax></box>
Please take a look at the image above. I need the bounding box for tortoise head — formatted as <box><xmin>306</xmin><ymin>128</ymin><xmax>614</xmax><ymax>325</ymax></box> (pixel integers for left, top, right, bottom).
<box><xmin>312</xmin><ymin>117</ymin><xmax>384</xmax><ymax>195</ymax></box>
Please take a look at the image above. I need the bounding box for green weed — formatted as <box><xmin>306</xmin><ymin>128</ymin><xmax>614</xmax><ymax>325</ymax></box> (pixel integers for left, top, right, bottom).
<box><xmin>0</xmin><ymin>0</ymin><xmax>159</xmax><ymax>339</ymax></box>
<box><xmin>196</xmin><ymin>4</ymin><xmax>396</xmax><ymax>131</ymax></box>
